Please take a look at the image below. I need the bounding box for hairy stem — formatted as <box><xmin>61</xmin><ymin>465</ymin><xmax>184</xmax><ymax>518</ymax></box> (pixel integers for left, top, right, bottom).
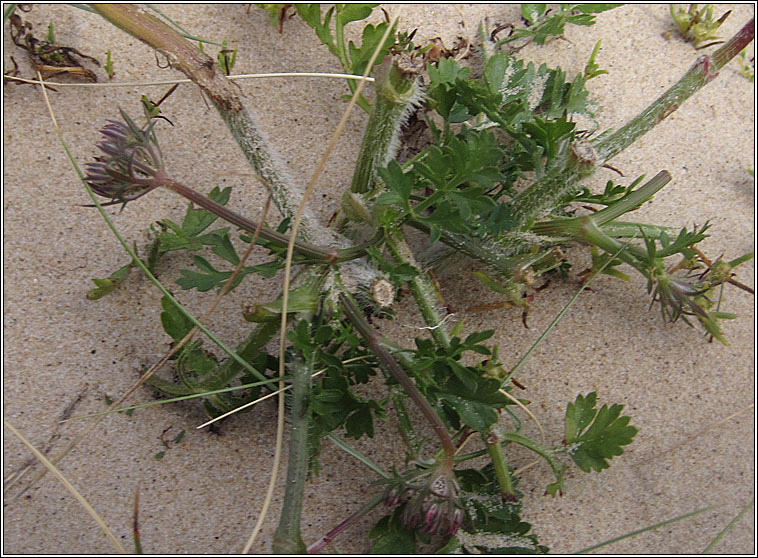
<box><xmin>510</xmin><ymin>18</ymin><xmax>754</xmax><ymax>229</ymax></box>
<box><xmin>385</xmin><ymin>229</ymin><xmax>451</xmax><ymax>347</ymax></box>
<box><xmin>272</xmin><ymin>349</ymin><xmax>314</xmax><ymax>553</ymax></box>
<box><xmin>594</xmin><ymin>18</ymin><xmax>754</xmax><ymax>163</ymax></box>
<box><xmin>90</xmin><ymin>4</ymin><xmax>339</xmax><ymax>245</ymax></box>
<box><xmin>350</xmin><ymin>57</ymin><xmax>422</xmax><ymax>194</ymax></box>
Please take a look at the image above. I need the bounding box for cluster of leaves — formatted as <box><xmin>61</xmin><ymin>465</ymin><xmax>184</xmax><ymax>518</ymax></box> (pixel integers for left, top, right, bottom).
<box><xmin>375</xmin><ymin>48</ymin><xmax>602</xmax><ymax>244</ymax></box>
<box><xmin>156</xmin><ymin>293</ymin><xmax>279</xmax><ymax>417</ymax></box>
<box><xmin>368</xmin><ymin>390</ymin><xmax>637</xmax><ymax>552</ymax></box>
<box><xmin>496</xmin><ymin>4</ymin><xmax>620</xmax><ymax>49</ymax></box>
<box><xmin>669</xmin><ymin>4</ymin><xmax>731</xmax><ymax>48</ymax></box>
<box><xmin>407</xmin><ymin>329</ymin><xmax>508</xmax><ymax>433</ymax></box>
<box><xmin>75</xmin><ymin>4</ymin><xmax>751</xmax><ymax>554</ymax></box>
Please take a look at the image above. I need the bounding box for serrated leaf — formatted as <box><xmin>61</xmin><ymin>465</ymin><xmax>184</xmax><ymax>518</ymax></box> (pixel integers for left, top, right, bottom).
<box><xmin>204</xmin><ymin>228</ymin><xmax>239</xmax><ymax>265</ymax></box>
<box><xmin>86</xmin><ymin>262</ymin><xmax>132</xmax><ymax>300</ymax></box>
<box><xmin>564</xmin><ymin>392</ymin><xmax>638</xmax><ymax>472</ymax></box>
<box><xmin>296</xmin><ymin>4</ymin><xmax>336</xmax><ymax>55</ymax></box>
<box><xmin>348</xmin><ymin>22</ymin><xmax>392</xmax><ymax>76</ymax></box>
<box><xmin>345</xmin><ymin>405</ymin><xmax>374</xmax><ymax>438</ymax></box>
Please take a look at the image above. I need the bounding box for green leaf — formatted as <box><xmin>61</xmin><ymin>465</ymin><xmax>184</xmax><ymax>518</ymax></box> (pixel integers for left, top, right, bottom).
<box><xmin>521</xmin><ymin>4</ymin><xmax>547</xmax><ymax>24</ymax></box>
<box><xmin>457</xmin><ymin>464</ymin><xmax>549</xmax><ymax>553</ymax></box>
<box><xmin>176</xmin><ymin>255</ymin><xmax>281</xmax><ymax>293</ymax></box>
<box><xmin>176</xmin><ymin>256</ymin><xmax>230</xmax><ymax>292</ymax></box>
<box><xmin>369</xmin><ymin>512</ymin><xmax>416</xmax><ymax>554</ymax></box>
<box><xmin>295</xmin><ymin>4</ymin><xmax>337</xmax><ymax>55</ymax></box>
<box><xmin>564</xmin><ymin>392</ymin><xmax>638</xmax><ymax>472</ymax></box>
<box><xmin>160</xmin><ymin>294</ymin><xmax>193</xmax><ymax>342</ymax></box>
<box><xmin>86</xmin><ymin>262</ymin><xmax>132</xmax><ymax>300</ymax></box>
<box><xmin>348</xmin><ymin>21</ymin><xmax>392</xmax><ymax>76</ymax></box>
<box><xmin>337</xmin><ymin>4</ymin><xmax>376</xmax><ymax>25</ymax></box>
<box><xmin>440</xmin><ymin>394</ymin><xmax>498</xmax><ymax>431</ymax></box>
<box><xmin>204</xmin><ymin>229</ymin><xmax>239</xmax><ymax>265</ymax></box>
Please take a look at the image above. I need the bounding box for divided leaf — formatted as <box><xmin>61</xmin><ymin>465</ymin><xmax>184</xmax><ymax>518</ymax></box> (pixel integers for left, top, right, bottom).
<box><xmin>564</xmin><ymin>392</ymin><xmax>637</xmax><ymax>472</ymax></box>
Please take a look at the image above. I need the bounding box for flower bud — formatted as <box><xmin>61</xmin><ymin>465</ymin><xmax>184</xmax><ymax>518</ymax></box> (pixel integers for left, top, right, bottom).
<box><xmin>84</xmin><ymin>109</ymin><xmax>164</xmax><ymax>206</ymax></box>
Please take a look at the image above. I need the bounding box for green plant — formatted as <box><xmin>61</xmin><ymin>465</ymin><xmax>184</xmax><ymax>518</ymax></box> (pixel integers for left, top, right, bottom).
<box><xmin>737</xmin><ymin>46</ymin><xmax>754</xmax><ymax>81</ymax></box>
<box><xmin>493</xmin><ymin>4</ymin><xmax>620</xmax><ymax>50</ymax></box>
<box><xmin>3</xmin><ymin>4</ymin><xmax>754</xmax><ymax>555</ymax></box>
<box><xmin>670</xmin><ymin>4</ymin><xmax>731</xmax><ymax>48</ymax></box>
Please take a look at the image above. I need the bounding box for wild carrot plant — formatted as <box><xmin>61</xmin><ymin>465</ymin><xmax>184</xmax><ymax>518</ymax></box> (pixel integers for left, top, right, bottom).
<box><xmin>3</xmin><ymin>4</ymin><xmax>754</xmax><ymax>554</ymax></box>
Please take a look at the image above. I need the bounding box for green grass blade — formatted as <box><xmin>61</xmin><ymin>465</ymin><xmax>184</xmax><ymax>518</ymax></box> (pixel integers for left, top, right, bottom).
<box><xmin>145</xmin><ymin>4</ymin><xmax>224</xmax><ymax>46</ymax></box>
<box><xmin>574</xmin><ymin>505</ymin><xmax>718</xmax><ymax>553</ymax></box>
<box><xmin>327</xmin><ymin>433</ymin><xmax>391</xmax><ymax>479</ymax></box>
<box><xmin>4</xmin><ymin>3</ymin><xmax>18</xmax><ymax>20</ymax></box>
<box><xmin>503</xmin><ymin>237</ymin><xmax>636</xmax><ymax>386</ymax></box>
<box><xmin>702</xmin><ymin>499</ymin><xmax>754</xmax><ymax>553</ymax></box>
<box><xmin>66</xmin><ymin>377</ymin><xmax>287</xmax><ymax>421</ymax></box>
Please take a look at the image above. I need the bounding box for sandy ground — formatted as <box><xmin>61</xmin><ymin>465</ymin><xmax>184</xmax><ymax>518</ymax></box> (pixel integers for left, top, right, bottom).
<box><xmin>3</xmin><ymin>4</ymin><xmax>754</xmax><ymax>554</ymax></box>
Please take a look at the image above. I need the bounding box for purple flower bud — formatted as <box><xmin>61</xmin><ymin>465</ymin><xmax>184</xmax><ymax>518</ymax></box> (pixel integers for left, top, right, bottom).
<box><xmin>83</xmin><ymin>109</ymin><xmax>164</xmax><ymax>206</ymax></box>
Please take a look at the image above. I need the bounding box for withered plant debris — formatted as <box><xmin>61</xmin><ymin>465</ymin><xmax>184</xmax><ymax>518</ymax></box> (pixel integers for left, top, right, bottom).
<box><xmin>9</xmin><ymin>12</ymin><xmax>100</xmax><ymax>83</ymax></box>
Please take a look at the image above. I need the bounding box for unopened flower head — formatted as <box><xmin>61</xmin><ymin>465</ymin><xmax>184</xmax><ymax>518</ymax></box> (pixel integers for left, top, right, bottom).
<box><xmin>84</xmin><ymin>109</ymin><xmax>165</xmax><ymax>206</ymax></box>
<box><xmin>394</xmin><ymin>469</ymin><xmax>464</xmax><ymax>536</ymax></box>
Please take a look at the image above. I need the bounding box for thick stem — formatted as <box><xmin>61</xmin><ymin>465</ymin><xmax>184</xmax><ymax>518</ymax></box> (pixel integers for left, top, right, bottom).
<box><xmin>593</xmin><ymin>18</ymin><xmax>754</xmax><ymax>163</ymax></box>
<box><xmin>272</xmin><ymin>350</ymin><xmax>314</xmax><ymax>554</ymax></box>
<box><xmin>531</xmin><ymin>170</ymin><xmax>671</xmax><ymax>238</ymax></box>
<box><xmin>509</xmin><ymin>19</ymin><xmax>754</xmax><ymax>229</ymax></box>
<box><xmin>339</xmin><ymin>294</ymin><xmax>456</xmax><ymax>466</ymax></box>
<box><xmin>484</xmin><ymin>432</ymin><xmax>516</xmax><ymax>502</ymax></box>
<box><xmin>408</xmin><ymin>220</ymin><xmax>553</xmax><ymax>276</ymax></box>
<box><xmin>350</xmin><ymin>57</ymin><xmax>422</xmax><ymax>194</ymax></box>
<box><xmin>385</xmin><ymin>229</ymin><xmax>451</xmax><ymax>348</ymax></box>
<box><xmin>90</xmin><ymin>4</ymin><xmax>339</xmax><ymax>245</ymax></box>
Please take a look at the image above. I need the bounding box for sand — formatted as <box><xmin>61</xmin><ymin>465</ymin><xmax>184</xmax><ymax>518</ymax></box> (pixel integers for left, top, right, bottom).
<box><xmin>3</xmin><ymin>4</ymin><xmax>754</xmax><ymax>554</ymax></box>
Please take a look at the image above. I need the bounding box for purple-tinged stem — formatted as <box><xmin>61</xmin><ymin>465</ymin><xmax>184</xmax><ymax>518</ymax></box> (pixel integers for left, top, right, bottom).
<box><xmin>307</xmin><ymin>493</ymin><xmax>384</xmax><ymax>554</ymax></box>
<box><xmin>339</xmin><ymin>294</ymin><xmax>456</xmax><ymax>467</ymax></box>
<box><xmin>155</xmin><ymin>175</ymin><xmax>378</xmax><ymax>263</ymax></box>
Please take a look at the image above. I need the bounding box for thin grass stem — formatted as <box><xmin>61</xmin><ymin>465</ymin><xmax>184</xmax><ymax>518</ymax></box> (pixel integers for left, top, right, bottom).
<box><xmin>5</xmin><ymin>72</ymin><xmax>373</xmax><ymax>88</ymax></box>
<box><xmin>702</xmin><ymin>499</ymin><xmax>754</xmax><ymax>553</ymax></box>
<box><xmin>574</xmin><ymin>505</ymin><xmax>718</xmax><ymax>553</ymax></box>
<box><xmin>4</xmin><ymin>421</ymin><xmax>127</xmax><ymax>554</ymax></box>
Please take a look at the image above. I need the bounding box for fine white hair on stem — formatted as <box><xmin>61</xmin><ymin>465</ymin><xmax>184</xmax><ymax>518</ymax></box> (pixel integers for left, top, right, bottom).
<box><xmin>241</xmin><ymin>7</ymin><xmax>405</xmax><ymax>553</ymax></box>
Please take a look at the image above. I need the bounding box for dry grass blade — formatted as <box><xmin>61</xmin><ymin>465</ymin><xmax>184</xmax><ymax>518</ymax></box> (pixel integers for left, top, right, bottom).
<box><xmin>240</xmin><ymin>7</ymin><xmax>405</xmax><ymax>553</ymax></box>
<box><xmin>4</xmin><ymin>71</ymin><xmax>373</xmax><ymax>88</ymax></box>
<box><xmin>4</xmin><ymin>421</ymin><xmax>127</xmax><ymax>554</ymax></box>
<box><xmin>5</xmin><ymin>71</ymin><xmax>274</xmax><ymax>499</ymax></box>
